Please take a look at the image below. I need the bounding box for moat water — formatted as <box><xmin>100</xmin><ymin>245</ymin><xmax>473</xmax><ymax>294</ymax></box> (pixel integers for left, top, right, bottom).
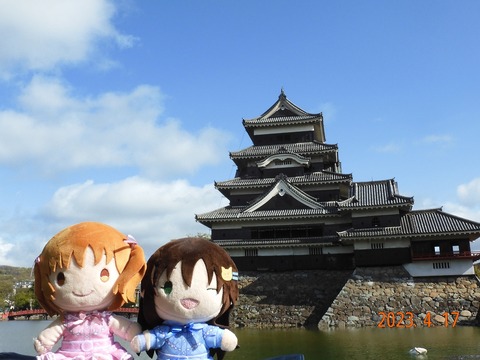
<box><xmin>1</xmin><ymin>320</ymin><xmax>480</xmax><ymax>359</ymax></box>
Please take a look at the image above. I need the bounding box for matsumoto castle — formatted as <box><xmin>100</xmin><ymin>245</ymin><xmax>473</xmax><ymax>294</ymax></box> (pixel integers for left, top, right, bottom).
<box><xmin>196</xmin><ymin>91</ymin><xmax>480</xmax><ymax>277</ymax></box>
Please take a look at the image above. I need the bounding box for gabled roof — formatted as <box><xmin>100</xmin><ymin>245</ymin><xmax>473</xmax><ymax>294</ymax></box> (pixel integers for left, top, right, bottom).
<box><xmin>230</xmin><ymin>141</ymin><xmax>338</xmax><ymax>161</ymax></box>
<box><xmin>337</xmin><ymin>208</ymin><xmax>480</xmax><ymax>241</ymax></box>
<box><xmin>338</xmin><ymin>179</ymin><xmax>414</xmax><ymax>210</ymax></box>
<box><xmin>195</xmin><ymin>206</ymin><xmax>338</xmax><ymax>225</ymax></box>
<box><xmin>244</xmin><ymin>176</ymin><xmax>323</xmax><ymax>212</ymax></box>
<box><xmin>215</xmin><ymin>171</ymin><xmax>353</xmax><ymax>191</ymax></box>
<box><xmin>196</xmin><ymin>175</ymin><xmax>340</xmax><ymax>225</ymax></box>
<box><xmin>403</xmin><ymin>208</ymin><xmax>480</xmax><ymax>238</ymax></box>
<box><xmin>245</xmin><ymin>89</ymin><xmax>317</xmax><ymax>120</ymax></box>
<box><xmin>242</xmin><ymin>90</ymin><xmax>326</xmax><ymax>143</ymax></box>
<box><xmin>256</xmin><ymin>147</ymin><xmax>311</xmax><ymax>168</ymax></box>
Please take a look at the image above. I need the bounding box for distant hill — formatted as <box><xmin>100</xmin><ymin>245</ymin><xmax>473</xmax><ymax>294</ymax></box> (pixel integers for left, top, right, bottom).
<box><xmin>0</xmin><ymin>265</ymin><xmax>33</xmax><ymax>310</ymax></box>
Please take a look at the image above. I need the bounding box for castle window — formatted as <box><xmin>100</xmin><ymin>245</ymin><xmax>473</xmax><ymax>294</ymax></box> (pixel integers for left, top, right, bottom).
<box><xmin>372</xmin><ymin>217</ymin><xmax>380</xmax><ymax>227</ymax></box>
<box><xmin>251</xmin><ymin>226</ymin><xmax>323</xmax><ymax>240</ymax></box>
<box><xmin>274</xmin><ymin>159</ymin><xmax>292</xmax><ymax>166</ymax></box>
<box><xmin>434</xmin><ymin>245</ymin><xmax>441</xmax><ymax>255</ymax></box>
<box><xmin>452</xmin><ymin>245</ymin><xmax>460</xmax><ymax>254</ymax></box>
<box><xmin>245</xmin><ymin>249</ymin><xmax>258</xmax><ymax>257</ymax></box>
<box><xmin>371</xmin><ymin>242</ymin><xmax>384</xmax><ymax>250</ymax></box>
<box><xmin>433</xmin><ymin>262</ymin><xmax>450</xmax><ymax>269</ymax></box>
<box><xmin>309</xmin><ymin>247</ymin><xmax>323</xmax><ymax>255</ymax></box>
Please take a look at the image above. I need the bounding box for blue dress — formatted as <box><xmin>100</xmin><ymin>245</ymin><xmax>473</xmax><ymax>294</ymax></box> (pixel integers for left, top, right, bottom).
<box><xmin>136</xmin><ymin>321</ymin><xmax>225</xmax><ymax>360</ymax></box>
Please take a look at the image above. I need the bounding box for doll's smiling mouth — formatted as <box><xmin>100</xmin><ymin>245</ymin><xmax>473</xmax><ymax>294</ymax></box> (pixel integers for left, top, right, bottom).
<box><xmin>73</xmin><ymin>290</ymin><xmax>94</xmax><ymax>297</ymax></box>
<box><xmin>180</xmin><ymin>298</ymin><xmax>199</xmax><ymax>310</ymax></box>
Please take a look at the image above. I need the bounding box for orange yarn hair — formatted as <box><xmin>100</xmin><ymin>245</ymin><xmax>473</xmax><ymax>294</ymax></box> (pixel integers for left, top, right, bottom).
<box><xmin>34</xmin><ymin>222</ymin><xmax>146</xmax><ymax>316</ymax></box>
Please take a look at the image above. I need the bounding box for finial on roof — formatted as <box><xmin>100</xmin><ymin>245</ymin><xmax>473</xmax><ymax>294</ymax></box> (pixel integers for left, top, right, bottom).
<box><xmin>279</xmin><ymin>88</ymin><xmax>286</xmax><ymax>99</ymax></box>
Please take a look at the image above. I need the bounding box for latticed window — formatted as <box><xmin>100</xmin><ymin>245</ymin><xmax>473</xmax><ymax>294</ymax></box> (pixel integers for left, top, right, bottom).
<box><xmin>371</xmin><ymin>242</ymin><xmax>384</xmax><ymax>250</ymax></box>
<box><xmin>245</xmin><ymin>248</ymin><xmax>258</xmax><ymax>257</ymax></box>
<box><xmin>275</xmin><ymin>159</ymin><xmax>292</xmax><ymax>166</ymax></box>
<box><xmin>433</xmin><ymin>262</ymin><xmax>450</xmax><ymax>269</ymax></box>
<box><xmin>309</xmin><ymin>247</ymin><xmax>323</xmax><ymax>255</ymax></box>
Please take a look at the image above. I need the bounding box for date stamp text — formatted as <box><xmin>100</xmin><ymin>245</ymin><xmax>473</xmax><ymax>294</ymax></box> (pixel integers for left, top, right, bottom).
<box><xmin>377</xmin><ymin>311</ymin><xmax>460</xmax><ymax>328</ymax></box>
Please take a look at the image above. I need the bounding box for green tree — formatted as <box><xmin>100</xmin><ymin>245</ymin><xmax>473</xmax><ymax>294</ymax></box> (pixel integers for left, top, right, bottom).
<box><xmin>14</xmin><ymin>287</ymin><xmax>38</xmax><ymax>310</ymax></box>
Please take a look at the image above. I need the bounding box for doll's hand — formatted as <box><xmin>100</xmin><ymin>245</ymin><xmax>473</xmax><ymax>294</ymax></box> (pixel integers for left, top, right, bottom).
<box><xmin>130</xmin><ymin>335</ymin><xmax>142</xmax><ymax>354</ymax></box>
<box><xmin>34</xmin><ymin>338</ymin><xmax>51</xmax><ymax>354</ymax></box>
<box><xmin>34</xmin><ymin>319</ymin><xmax>63</xmax><ymax>354</ymax></box>
<box><xmin>109</xmin><ymin>314</ymin><xmax>142</xmax><ymax>341</ymax></box>
<box><xmin>220</xmin><ymin>329</ymin><xmax>238</xmax><ymax>352</ymax></box>
<box><xmin>131</xmin><ymin>332</ymin><xmax>152</xmax><ymax>353</ymax></box>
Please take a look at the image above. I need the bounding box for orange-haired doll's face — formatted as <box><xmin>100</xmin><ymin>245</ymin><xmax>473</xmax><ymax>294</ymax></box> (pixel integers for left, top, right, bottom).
<box><xmin>49</xmin><ymin>247</ymin><xmax>120</xmax><ymax>312</ymax></box>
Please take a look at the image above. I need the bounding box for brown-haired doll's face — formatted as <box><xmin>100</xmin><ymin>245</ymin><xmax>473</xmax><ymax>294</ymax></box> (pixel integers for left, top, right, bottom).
<box><xmin>153</xmin><ymin>259</ymin><xmax>224</xmax><ymax>325</ymax></box>
<box><xmin>49</xmin><ymin>247</ymin><xmax>120</xmax><ymax>312</ymax></box>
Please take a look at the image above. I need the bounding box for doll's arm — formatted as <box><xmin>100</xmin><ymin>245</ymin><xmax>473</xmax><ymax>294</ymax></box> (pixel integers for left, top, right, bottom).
<box><xmin>109</xmin><ymin>314</ymin><xmax>142</xmax><ymax>341</ymax></box>
<box><xmin>220</xmin><ymin>329</ymin><xmax>238</xmax><ymax>352</ymax></box>
<box><xmin>130</xmin><ymin>331</ymin><xmax>152</xmax><ymax>354</ymax></box>
<box><xmin>130</xmin><ymin>327</ymin><xmax>167</xmax><ymax>354</ymax></box>
<box><xmin>205</xmin><ymin>326</ymin><xmax>238</xmax><ymax>352</ymax></box>
<box><xmin>34</xmin><ymin>318</ymin><xmax>64</xmax><ymax>354</ymax></box>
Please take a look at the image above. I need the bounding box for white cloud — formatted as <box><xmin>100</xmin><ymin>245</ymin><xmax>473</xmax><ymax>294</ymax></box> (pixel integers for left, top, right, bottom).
<box><xmin>422</xmin><ymin>134</ymin><xmax>453</xmax><ymax>146</ymax></box>
<box><xmin>415</xmin><ymin>181</ymin><xmax>480</xmax><ymax>223</ymax></box>
<box><xmin>0</xmin><ymin>237</ymin><xmax>15</xmax><ymax>266</ymax></box>
<box><xmin>443</xmin><ymin>202</ymin><xmax>480</xmax><ymax>223</ymax></box>
<box><xmin>372</xmin><ymin>142</ymin><xmax>401</xmax><ymax>153</ymax></box>
<box><xmin>0</xmin><ymin>0</ymin><xmax>133</xmax><ymax>76</ymax></box>
<box><xmin>0</xmin><ymin>76</ymin><xmax>231</xmax><ymax>177</ymax></box>
<box><xmin>41</xmin><ymin>176</ymin><xmax>228</xmax><ymax>261</ymax></box>
<box><xmin>457</xmin><ymin>177</ymin><xmax>480</xmax><ymax>206</ymax></box>
<box><xmin>318</xmin><ymin>102</ymin><xmax>336</xmax><ymax>123</ymax></box>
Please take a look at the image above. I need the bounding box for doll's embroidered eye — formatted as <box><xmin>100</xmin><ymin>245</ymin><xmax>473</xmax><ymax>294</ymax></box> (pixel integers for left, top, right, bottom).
<box><xmin>57</xmin><ymin>272</ymin><xmax>65</xmax><ymax>286</ymax></box>
<box><xmin>162</xmin><ymin>281</ymin><xmax>173</xmax><ymax>295</ymax></box>
<box><xmin>100</xmin><ymin>268</ymin><xmax>110</xmax><ymax>282</ymax></box>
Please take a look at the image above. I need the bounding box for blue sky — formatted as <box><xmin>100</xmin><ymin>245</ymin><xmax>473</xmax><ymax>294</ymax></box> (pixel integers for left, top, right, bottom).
<box><xmin>1</xmin><ymin>0</ymin><xmax>480</xmax><ymax>267</ymax></box>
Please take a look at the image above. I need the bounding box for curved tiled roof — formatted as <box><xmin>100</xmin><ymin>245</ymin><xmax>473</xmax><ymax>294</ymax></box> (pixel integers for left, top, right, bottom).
<box><xmin>199</xmin><ymin>177</ymin><xmax>414</xmax><ymax>226</ymax></box>
<box><xmin>338</xmin><ymin>208</ymin><xmax>480</xmax><ymax>240</ymax></box>
<box><xmin>403</xmin><ymin>208</ymin><xmax>480</xmax><ymax>235</ymax></box>
<box><xmin>241</xmin><ymin>90</ymin><xmax>327</xmax><ymax>146</ymax></box>
<box><xmin>195</xmin><ymin>206</ymin><xmax>339</xmax><ymax>224</ymax></box>
<box><xmin>257</xmin><ymin>149</ymin><xmax>311</xmax><ymax>168</ymax></box>
<box><xmin>213</xmin><ymin>236</ymin><xmax>339</xmax><ymax>248</ymax></box>
<box><xmin>243</xmin><ymin>90</ymin><xmax>321</xmax><ymax>124</ymax></box>
<box><xmin>215</xmin><ymin>171</ymin><xmax>352</xmax><ymax>190</ymax></box>
<box><xmin>230</xmin><ymin>142</ymin><xmax>338</xmax><ymax>160</ymax></box>
<box><xmin>243</xmin><ymin>115</ymin><xmax>321</xmax><ymax>127</ymax></box>
<box><xmin>338</xmin><ymin>179</ymin><xmax>413</xmax><ymax>210</ymax></box>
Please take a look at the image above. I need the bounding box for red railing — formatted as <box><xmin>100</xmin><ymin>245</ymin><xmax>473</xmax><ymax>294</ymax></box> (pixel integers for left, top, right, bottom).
<box><xmin>412</xmin><ymin>251</ymin><xmax>480</xmax><ymax>261</ymax></box>
<box><xmin>3</xmin><ymin>307</ymin><xmax>139</xmax><ymax>320</ymax></box>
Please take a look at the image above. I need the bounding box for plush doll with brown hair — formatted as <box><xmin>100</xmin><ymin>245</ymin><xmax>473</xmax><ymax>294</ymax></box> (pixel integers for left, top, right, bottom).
<box><xmin>32</xmin><ymin>221</ymin><xmax>147</xmax><ymax>360</ymax></box>
<box><xmin>131</xmin><ymin>237</ymin><xmax>239</xmax><ymax>360</ymax></box>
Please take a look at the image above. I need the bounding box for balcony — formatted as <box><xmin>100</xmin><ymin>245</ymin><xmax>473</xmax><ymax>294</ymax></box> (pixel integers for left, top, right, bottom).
<box><xmin>412</xmin><ymin>251</ymin><xmax>480</xmax><ymax>262</ymax></box>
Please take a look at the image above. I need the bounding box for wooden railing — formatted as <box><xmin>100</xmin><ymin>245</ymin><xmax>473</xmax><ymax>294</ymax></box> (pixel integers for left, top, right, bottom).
<box><xmin>3</xmin><ymin>307</ymin><xmax>139</xmax><ymax>320</ymax></box>
<box><xmin>412</xmin><ymin>251</ymin><xmax>480</xmax><ymax>261</ymax></box>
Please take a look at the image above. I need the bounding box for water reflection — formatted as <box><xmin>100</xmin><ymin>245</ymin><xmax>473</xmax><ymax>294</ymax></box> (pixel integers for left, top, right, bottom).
<box><xmin>1</xmin><ymin>321</ymin><xmax>480</xmax><ymax>359</ymax></box>
<box><xmin>230</xmin><ymin>327</ymin><xmax>480</xmax><ymax>360</ymax></box>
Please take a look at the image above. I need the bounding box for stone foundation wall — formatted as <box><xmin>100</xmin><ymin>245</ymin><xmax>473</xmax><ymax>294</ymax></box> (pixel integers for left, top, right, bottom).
<box><xmin>232</xmin><ymin>270</ymin><xmax>351</xmax><ymax>328</ymax></box>
<box><xmin>232</xmin><ymin>267</ymin><xmax>480</xmax><ymax>330</ymax></box>
<box><xmin>318</xmin><ymin>267</ymin><xmax>480</xmax><ymax>329</ymax></box>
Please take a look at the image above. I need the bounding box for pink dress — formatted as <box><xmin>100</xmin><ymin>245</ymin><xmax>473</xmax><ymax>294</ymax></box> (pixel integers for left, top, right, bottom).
<box><xmin>37</xmin><ymin>311</ymin><xmax>132</xmax><ymax>360</ymax></box>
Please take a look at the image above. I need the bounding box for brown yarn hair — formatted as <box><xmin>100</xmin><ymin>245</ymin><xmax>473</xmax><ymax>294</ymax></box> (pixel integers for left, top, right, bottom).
<box><xmin>138</xmin><ymin>237</ymin><xmax>239</xmax><ymax>359</ymax></box>
<box><xmin>34</xmin><ymin>221</ymin><xmax>147</xmax><ymax>316</ymax></box>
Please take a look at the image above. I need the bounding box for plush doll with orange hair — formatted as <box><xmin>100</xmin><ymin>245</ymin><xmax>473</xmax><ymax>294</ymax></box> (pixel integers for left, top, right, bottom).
<box><xmin>31</xmin><ymin>221</ymin><xmax>147</xmax><ymax>360</ymax></box>
<box><xmin>131</xmin><ymin>237</ymin><xmax>239</xmax><ymax>360</ymax></box>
